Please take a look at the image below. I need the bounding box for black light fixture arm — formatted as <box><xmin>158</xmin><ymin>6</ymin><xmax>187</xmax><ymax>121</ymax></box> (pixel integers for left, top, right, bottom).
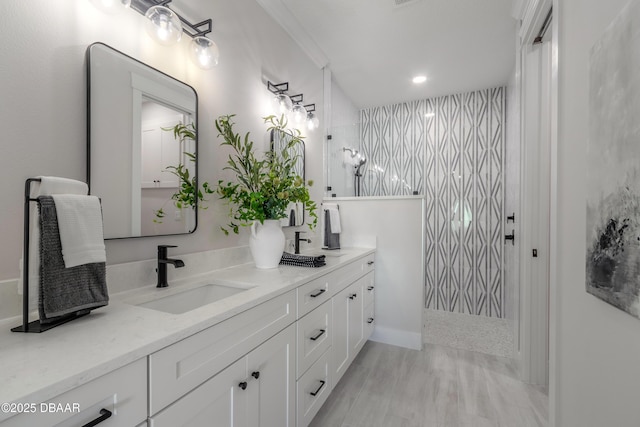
<box><xmin>268</xmin><ymin>81</ymin><xmax>289</xmax><ymax>95</ymax></box>
<box><xmin>290</xmin><ymin>94</ymin><xmax>304</xmax><ymax>104</ymax></box>
<box><xmin>304</xmin><ymin>104</ymin><xmax>316</xmax><ymax>112</ymax></box>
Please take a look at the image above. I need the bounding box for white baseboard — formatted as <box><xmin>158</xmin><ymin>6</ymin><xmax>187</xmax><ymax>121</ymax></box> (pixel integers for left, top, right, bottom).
<box><xmin>370</xmin><ymin>325</ymin><xmax>422</xmax><ymax>350</ymax></box>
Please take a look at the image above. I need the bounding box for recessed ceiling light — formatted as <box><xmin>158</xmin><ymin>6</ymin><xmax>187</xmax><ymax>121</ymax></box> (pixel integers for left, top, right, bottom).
<box><xmin>412</xmin><ymin>75</ymin><xmax>427</xmax><ymax>84</ymax></box>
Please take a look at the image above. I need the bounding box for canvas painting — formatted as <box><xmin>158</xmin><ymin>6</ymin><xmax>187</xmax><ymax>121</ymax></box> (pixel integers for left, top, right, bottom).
<box><xmin>587</xmin><ymin>0</ymin><xmax>640</xmax><ymax>318</ymax></box>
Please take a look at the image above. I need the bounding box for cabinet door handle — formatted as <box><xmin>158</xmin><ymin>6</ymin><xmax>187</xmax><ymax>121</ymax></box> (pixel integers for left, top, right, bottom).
<box><xmin>251</xmin><ymin>371</ymin><xmax>260</xmax><ymax>380</ymax></box>
<box><xmin>310</xmin><ymin>329</ymin><xmax>326</xmax><ymax>341</ymax></box>
<box><xmin>367</xmin><ymin>317</ymin><xmax>375</xmax><ymax>324</ymax></box>
<box><xmin>310</xmin><ymin>288</ymin><xmax>326</xmax><ymax>298</ymax></box>
<box><xmin>348</xmin><ymin>293</ymin><xmax>357</xmax><ymax>300</ymax></box>
<box><xmin>367</xmin><ymin>261</ymin><xmax>374</xmax><ymax>265</ymax></box>
<box><xmin>310</xmin><ymin>380</ymin><xmax>326</xmax><ymax>396</ymax></box>
<box><xmin>367</xmin><ymin>286</ymin><xmax>374</xmax><ymax>291</ymax></box>
<box><xmin>239</xmin><ymin>381</ymin><xmax>248</xmax><ymax>390</ymax></box>
<box><xmin>82</xmin><ymin>409</ymin><xmax>112</xmax><ymax>427</ymax></box>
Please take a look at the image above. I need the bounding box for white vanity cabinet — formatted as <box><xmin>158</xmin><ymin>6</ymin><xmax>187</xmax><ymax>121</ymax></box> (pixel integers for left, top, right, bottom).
<box><xmin>297</xmin><ymin>252</ymin><xmax>376</xmax><ymax>427</ymax></box>
<box><xmin>148</xmin><ymin>290</ymin><xmax>296</xmax><ymax>414</ymax></box>
<box><xmin>150</xmin><ymin>324</ymin><xmax>295</xmax><ymax>427</ymax></box>
<box><xmin>332</xmin><ymin>271</ymin><xmax>375</xmax><ymax>387</ymax></box>
<box><xmin>1</xmin><ymin>358</ymin><xmax>147</xmax><ymax>427</ymax></box>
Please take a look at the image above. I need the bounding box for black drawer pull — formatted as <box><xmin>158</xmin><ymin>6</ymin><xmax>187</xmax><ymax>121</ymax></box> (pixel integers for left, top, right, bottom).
<box><xmin>251</xmin><ymin>371</ymin><xmax>260</xmax><ymax>380</ymax></box>
<box><xmin>310</xmin><ymin>329</ymin><xmax>326</xmax><ymax>341</ymax></box>
<box><xmin>310</xmin><ymin>380</ymin><xmax>326</xmax><ymax>396</ymax></box>
<box><xmin>348</xmin><ymin>293</ymin><xmax>357</xmax><ymax>300</ymax></box>
<box><xmin>367</xmin><ymin>317</ymin><xmax>374</xmax><ymax>324</ymax></box>
<box><xmin>367</xmin><ymin>261</ymin><xmax>374</xmax><ymax>265</ymax></box>
<box><xmin>239</xmin><ymin>381</ymin><xmax>248</xmax><ymax>390</ymax></box>
<box><xmin>310</xmin><ymin>288</ymin><xmax>326</xmax><ymax>298</ymax></box>
<box><xmin>367</xmin><ymin>286</ymin><xmax>374</xmax><ymax>291</ymax></box>
<box><xmin>82</xmin><ymin>409</ymin><xmax>112</xmax><ymax>427</ymax></box>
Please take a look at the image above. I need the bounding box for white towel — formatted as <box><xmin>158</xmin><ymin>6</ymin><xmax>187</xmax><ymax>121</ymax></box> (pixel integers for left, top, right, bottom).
<box><xmin>19</xmin><ymin>177</ymin><xmax>89</xmax><ymax>305</ymax></box>
<box><xmin>51</xmin><ymin>195</ymin><xmax>106</xmax><ymax>268</ymax></box>
<box><xmin>323</xmin><ymin>203</ymin><xmax>341</xmax><ymax>233</ymax></box>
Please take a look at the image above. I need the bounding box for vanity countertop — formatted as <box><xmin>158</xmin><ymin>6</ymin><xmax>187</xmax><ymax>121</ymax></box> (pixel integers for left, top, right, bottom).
<box><xmin>0</xmin><ymin>247</ymin><xmax>374</xmax><ymax>418</ymax></box>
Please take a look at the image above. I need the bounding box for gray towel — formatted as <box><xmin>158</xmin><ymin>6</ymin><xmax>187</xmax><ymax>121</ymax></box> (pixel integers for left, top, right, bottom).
<box><xmin>38</xmin><ymin>196</ymin><xmax>108</xmax><ymax>323</ymax></box>
<box><xmin>324</xmin><ymin>209</ymin><xmax>341</xmax><ymax>249</ymax></box>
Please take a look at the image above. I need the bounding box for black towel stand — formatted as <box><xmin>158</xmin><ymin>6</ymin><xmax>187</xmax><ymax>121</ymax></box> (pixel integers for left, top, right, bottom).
<box><xmin>11</xmin><ymin>178</ymin><xmax>89</xmax><ymax>333</ymax></box>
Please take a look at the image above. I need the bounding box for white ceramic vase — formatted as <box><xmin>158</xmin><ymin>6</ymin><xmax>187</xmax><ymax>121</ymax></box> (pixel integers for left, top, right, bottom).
<box><xmin>249</xmin><ymin>220</ymin><xmax>285</xmax><ymax>269</ymax></box>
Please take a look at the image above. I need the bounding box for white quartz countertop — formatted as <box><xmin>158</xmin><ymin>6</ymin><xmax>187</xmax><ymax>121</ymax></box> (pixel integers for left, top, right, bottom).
<box><xmin>0</xmin><ymin>247</ymin><xmax>374</xmax><ymax>418</ymax></box>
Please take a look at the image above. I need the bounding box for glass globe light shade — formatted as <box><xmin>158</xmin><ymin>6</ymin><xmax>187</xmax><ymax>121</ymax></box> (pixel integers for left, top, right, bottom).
<box><xmin>90</xmin><ymin>0</ymin><xmax>131</xmax><ymax>14</ymax></box>
<box><xmin>272</xmin><ymin>93</ymin><xmax>293</xmax><ymax>115</ymax></box>
<box><xmin>145</xmin><ymin>5</ymin><xmax>183</xmax><ymax>46</ymax></box>
<box><xmin>306</xmin><ymin>111</ymin><xmax>320</xmax><ymax>131</ymax></box>
<box><xmin>291</xmin><ymin>104</ymin><xmax>307</xmax><ymax>124</ymax></box>
<box><xmin>189</xmin><ymin>37</ymin><xmax>219</xmax><ymax>70</ymax></box>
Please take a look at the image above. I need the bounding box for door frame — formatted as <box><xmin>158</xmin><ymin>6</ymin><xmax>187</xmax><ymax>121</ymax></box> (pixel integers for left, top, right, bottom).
<box><xmin>514</xmin><ymin>0</ymin><xmax>557</xmax><ymax>394</ymax></box>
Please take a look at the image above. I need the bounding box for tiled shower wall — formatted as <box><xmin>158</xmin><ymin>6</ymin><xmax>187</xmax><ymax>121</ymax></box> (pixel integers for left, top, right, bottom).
<box><xmin>360</xmin><ymin>87</ymin><xmax>506</xmax><ymax>318</ymax></box>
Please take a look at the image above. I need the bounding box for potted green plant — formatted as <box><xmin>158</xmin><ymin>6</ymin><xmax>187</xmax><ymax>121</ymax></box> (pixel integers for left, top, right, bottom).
<box><xmin>215</xmin><ymin>114</ymin><xmax>317</xmax><ymax>268</ymax></box>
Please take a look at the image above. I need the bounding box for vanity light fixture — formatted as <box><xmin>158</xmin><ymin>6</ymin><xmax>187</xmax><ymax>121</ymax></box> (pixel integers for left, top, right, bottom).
<box><xmin>94</xmin><ymin>0</ymin><xmax>221</xmax><ymax>69</ymax></box>
<box><xmin>268</xmin><ymin>81</ymin><xmax>294</xmax><ymax>115</ymax></box>
<box><xmin>305</xmin><ymin>104</ymin><xmax>320</xmax><ymax>131</ymax></box>
<box><xmin>290</xmin><ymin>94</ymin><xmax>307</xmax><ymax>124</ymax></box>
<box><xmin>266</xmin><ymin>81</ymin><xmax>318</xmax><ymax>130</ymax></box>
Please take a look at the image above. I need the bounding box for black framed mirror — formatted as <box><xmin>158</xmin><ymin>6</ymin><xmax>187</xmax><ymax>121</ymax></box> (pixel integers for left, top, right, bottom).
<box><xmin>271</xmin><ymin>129</ymin><xmax>306</xmax><ymax>227</ymax></box>
<box><xmin>87</xmin><ymin>42</ymin><xmax>199</xmax><ymax>239</ymax></box>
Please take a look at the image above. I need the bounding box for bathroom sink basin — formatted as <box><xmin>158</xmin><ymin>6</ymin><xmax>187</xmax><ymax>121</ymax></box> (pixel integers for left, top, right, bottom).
<box><xmin>136</xmin><ymin>284</ymin><xmax>248</xmax><ymax>314</ymax></box>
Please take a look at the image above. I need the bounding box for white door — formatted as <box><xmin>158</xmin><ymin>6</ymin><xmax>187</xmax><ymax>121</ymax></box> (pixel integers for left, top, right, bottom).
<box><xmin>331</xmin><ymin>285</ymin><xmax>350</xmax><ymax>385</ymax></box>
<box><xmin>348</xmin><ymin>280</ymin><xmax>365</xmax><ymax>357</ymax></box>
<box><xmin>149</xmin><ymin>358</ymin><xmax>249</xmax><ymax>427</ymax></box>
<box><xmin>246</xmin><ymin>325</ymin><xmax>296</xmax><ymax>427</ymax></box>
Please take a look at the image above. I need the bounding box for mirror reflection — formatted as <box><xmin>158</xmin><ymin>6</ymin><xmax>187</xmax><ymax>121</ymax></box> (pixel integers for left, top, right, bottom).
<box><xmin>87</xmin><ymin>43</ymin><xmax>199</xmax><ymax>239</ymax></box>
<box><xmin>271</xmin><ymin>129</ymin><xmax>305</xmax><ymax>227</ymax></box>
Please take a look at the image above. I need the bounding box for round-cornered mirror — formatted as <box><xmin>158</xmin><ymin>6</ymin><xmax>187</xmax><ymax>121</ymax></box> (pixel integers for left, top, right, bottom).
<box><xmin>87</xmin><ymin>42</ymin><xmax>199</xmax><ymax>239</ymax></box>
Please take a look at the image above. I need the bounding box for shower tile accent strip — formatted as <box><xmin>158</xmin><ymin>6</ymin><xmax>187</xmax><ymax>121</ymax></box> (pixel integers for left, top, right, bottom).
<box><xmin>360</xmin><ymin>87</ymin><xmax>505</xmax><ymax>318</ymax></box>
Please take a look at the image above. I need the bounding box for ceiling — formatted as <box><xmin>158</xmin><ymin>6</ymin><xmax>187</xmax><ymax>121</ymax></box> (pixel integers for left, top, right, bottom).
<box><xmin>257</xmin><ymin>0</ymin><xmax>517</xmax><ymax>109</ymax></box>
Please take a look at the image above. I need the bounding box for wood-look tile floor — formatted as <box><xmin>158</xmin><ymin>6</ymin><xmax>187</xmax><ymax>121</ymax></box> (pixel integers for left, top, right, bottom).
<box><xmin>310</xmin><ymin>341</ymin><xmax>548</xmax><ymax>427</ymax></box>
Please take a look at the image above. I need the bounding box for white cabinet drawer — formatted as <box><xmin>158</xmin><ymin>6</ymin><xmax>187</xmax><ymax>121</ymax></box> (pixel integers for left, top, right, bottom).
<box><xmin>2</xmin><ymin>358</ymin><xmax>146</xmax><ymax>427</ymax></box>
<box><xmin>365</xmin><ymin>302</ymin><xmax>375</xmax><ymax>341</ymax></box>
<box><xmin>362</xmin><ymin>272</ymin><xmax>375</xmax><ymax>307</ymax></box>
<box><xmin>332</xmin><ymin>258</ymin><xmax>366</xmax><ymax>294</ymax></box>
<box><xmin>297</xmin><ymin>273</ymin><xmax>332</xmax><ymax>318</ymax></box>
<box><xmin>149</xmin><ymin>290</ymin><xmax>296</xmax><ymax>415</ymax></box>
<box><xmin>297</xmin><ymin>300</ymin><xmax>331</xmax><ymax>378</ymax></box>
<box><xmin>296</xmin><ymin>348</ymin><xmax>331</xmax><ymax>427</ymax></box>
<box><xmin>362</xmin><ymin>253</ymin><xmax>375</xmax><ymax>275</ymax></box>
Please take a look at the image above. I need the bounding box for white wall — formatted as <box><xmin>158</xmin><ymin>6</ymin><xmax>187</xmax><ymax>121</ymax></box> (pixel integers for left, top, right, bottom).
<box><xmin>554</xmin><ymin>0</ymin><xmax>640</xmax><ymax>425</ymax></box>
<box><xmin>0</xmin><ymin>0</ymin><xmax>323</xmax><ymax>287</ymax></box>
<box><xmin>337</xmin><ymin>197</ymin><xmax>424</xmax><ymax>350</ymax></box>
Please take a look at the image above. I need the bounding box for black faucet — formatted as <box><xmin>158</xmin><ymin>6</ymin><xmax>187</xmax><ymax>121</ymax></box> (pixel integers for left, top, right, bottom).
<box><xmin>294</xmin><ymin>231</ymin><xmax>311</xmax><ymax>254</ymax></box>
<box><xmin>157</xmin><ymin>245</ymin><xmax>185</xmax><ymax>288</ymax></box>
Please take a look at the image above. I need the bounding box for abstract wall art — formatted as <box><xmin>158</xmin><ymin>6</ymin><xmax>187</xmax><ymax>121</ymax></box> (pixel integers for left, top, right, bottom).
<box><xmin>587</xmin><ymin>0</ymin><xmax>640</xmax><ymax>319</ymax></box>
